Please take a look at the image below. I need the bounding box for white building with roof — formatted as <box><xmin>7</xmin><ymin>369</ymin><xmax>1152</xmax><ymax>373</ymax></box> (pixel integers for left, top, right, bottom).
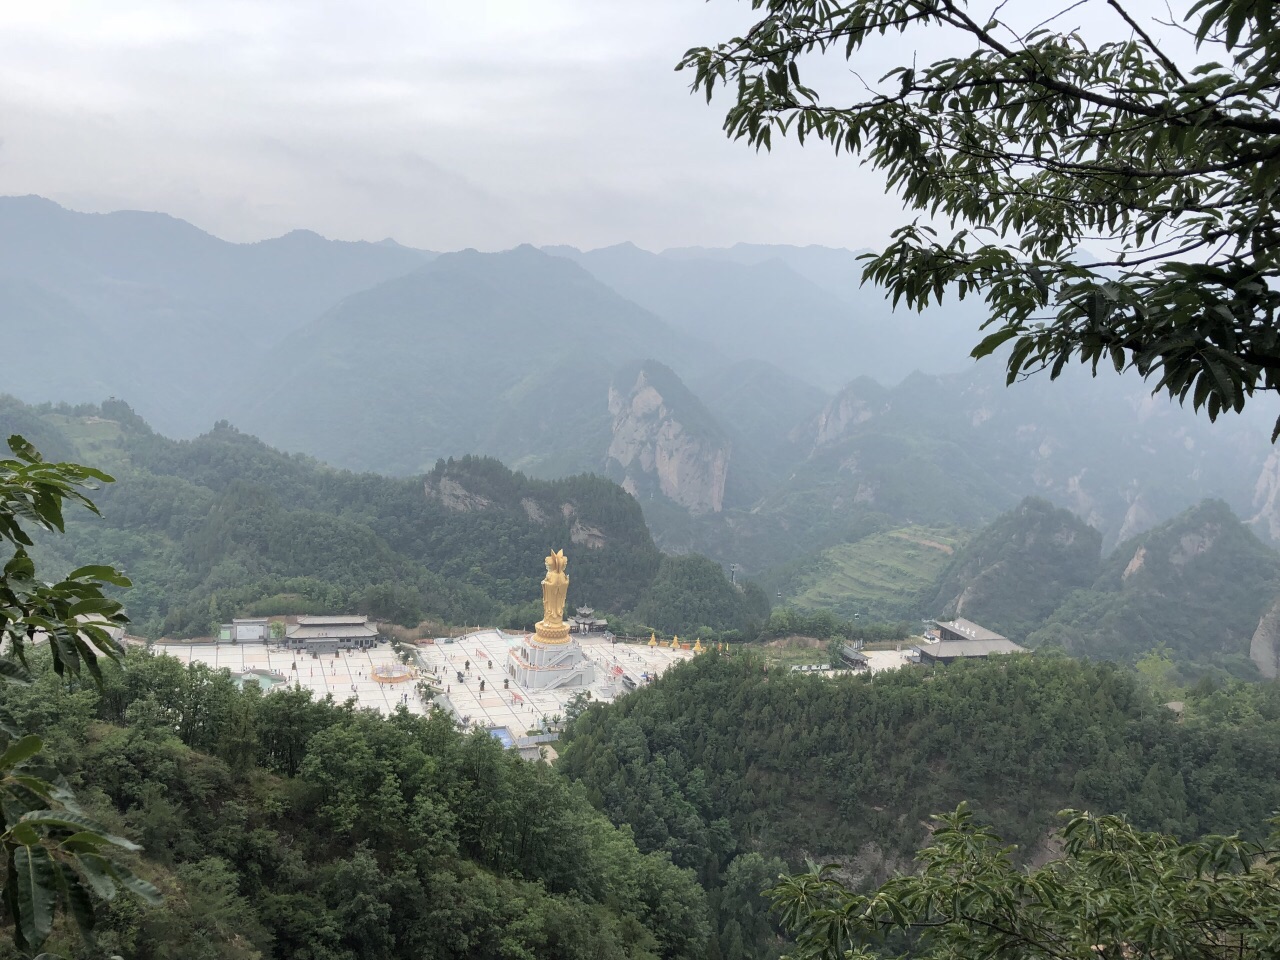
<box><xmin>284</xmin><ymin>615</ymin><xmax>379</xmax><ymax>656</ymax></box>
<box><xmin>918</xmin><ymin>618</ymin><xmax>1027</xmax><ymax>663</ymax></box>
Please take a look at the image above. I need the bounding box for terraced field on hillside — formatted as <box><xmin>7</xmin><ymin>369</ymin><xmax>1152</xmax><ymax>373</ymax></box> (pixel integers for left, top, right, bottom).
<box><xmin>789</xmin><ymin>525</ymin><xmax>967</xmax><ymax>621</ymax></box>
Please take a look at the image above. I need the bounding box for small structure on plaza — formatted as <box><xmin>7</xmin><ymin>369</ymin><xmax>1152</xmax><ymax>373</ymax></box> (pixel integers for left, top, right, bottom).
<box><xmin>569</xmin><ymin>606</ymin><xmax>609</xmax><ymax>633</ymax></box>
<box><xmin>284</xmin><ymin>615</ymin><xmax>379</xmax><ymax>656</ymax></box>
<box><xmin>238</xmin><ymin>618</ymin><xmax>270</xmax><ymax>641</ymax></box>
<box><xmin>218</xmin><ymin>617</ymin><xmax>270</xmax><ymax>642</ymax></box>
<box><xmin>507</xmin><ymin>550</ymin><xmax>596</xmax><ymax>690</ymax></box>
<box><xmin>372</xmin><ymin>663</ymin><xmax>413</xmax><ymax>684</ymax></box>
<box><xmin>838</xmin><ymin>643</ymin><xmax>870</xmax><ymax>669</ymax></box>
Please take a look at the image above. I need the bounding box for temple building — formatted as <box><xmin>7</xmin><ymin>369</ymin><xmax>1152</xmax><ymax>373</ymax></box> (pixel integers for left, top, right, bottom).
<box><xmin>507</xmin><ymin>550</ymin><xmax>597</xmax><ymax>690</ymax></box>
<box><xmin>569</xmin><ymin>606</ymin><xmax>608</xmax><ymax>634</ymax></box>
<box><xmin>284</xmin><ymin>615</ymin><xmax>379</xmax><ymax>656</ymax></box>
<box><xmin>916</xmin><ymin>617</ymin><xmax>1027</xmax><ymax>664</ymax></box>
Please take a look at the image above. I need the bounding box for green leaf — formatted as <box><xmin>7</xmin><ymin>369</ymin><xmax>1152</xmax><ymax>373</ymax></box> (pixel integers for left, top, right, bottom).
<box><xmin>13</xmin><ymin>844</ymin><xmax>57</xmax><ymax>951</ymax></box>
<box><xmin>7</xmin><ymin>435</ymin><xmax>43</xmax><ymax>463</ymax></box>
<box><xmin>66</xmin><ymin>566</ymin><xmax>131</xmax><ymax>588</ymax></box>
<box><xmin>66</xmin><ymin>598</ymin><xmax>122</xmax><ymax>617</ymax></box>
<box><xmin>75</xmin><ymin>854</ymin><xmax>119</xmax><ymax>901</ymax></box>
<box><xmin>19</xmin><ymin>811</ymin><xmax>140</xmax><ymax>850</ymax></box>
<box><xmin>970</xmin><ymin>326</ymin><xmax>1019</xmax><ymax>359</ymax></box>
<box><xmin>106</xmin><ymin>861</ymin><xmax>163</xmax><ymax>905</ymax></box>
<box><xmin>10</xmin><ymin>823</ymin><xmax>41</xmax><ymax>846</ymax></box>
<box><xmin>0</xmin><ymin>657</ymin><xmax>34</xmax><ymax>685</ymax></box>
<box><xmin>58</xmin><ymin>831</ymin><xmax>110</xmax><ymax>851</ymax></box>
<box><xmin>0</xmin><ymin>734</ymin><xmax>44</xmax><ymax>771</ymax></box>
<box><xmin>8</xmin><ymin>775</ymin><xmax>55</xmax><ymax>802</ymax></box>
<box><xmin>56</xmin><ymin>862</ymin><xmax>97</xmax><ymax>945</ymax></box>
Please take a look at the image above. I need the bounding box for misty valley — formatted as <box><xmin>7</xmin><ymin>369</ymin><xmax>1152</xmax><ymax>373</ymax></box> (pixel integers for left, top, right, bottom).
<box><xmin>5</xmin><ymin>4</ymin><xmax>1280</xmax><ymax>957</ymax></box>
<box><xmin>4</xmin><ymin>191</ymin><xmax>1280</xmax><ymax>960</ymax></box>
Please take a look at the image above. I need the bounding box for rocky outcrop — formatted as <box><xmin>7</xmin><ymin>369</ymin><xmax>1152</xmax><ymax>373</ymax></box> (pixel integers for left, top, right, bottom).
<box><xmin>796</xmin><ymin>377</ymin><xmax>888</xmax><ymax>450</ymax></box>
<box><xmin>570</xmin><ymin>519</ymin><xmax>607</xmax><ymax>549</ymax></box>
<box><xmin>811</xmin><ymin>392</ymin><xmax>877</xmax><ymax>447</ymax></box>
<box><xmin>1114</xmin><ymin>495</ymin><xmax>1157</xmax><ymax>545</ymax></box>
<box><xmin>1250</xmin><ymin>449</ymin><xmax>1280</xmax><ymax>542</ymax></box>
<box><xmin>1251</xmin><ymin>595</ymin><xmax>1280</xmax><ymax>679</ymax></box>
<box><xmin>605</xmin><ymin>364</ymin><xmax>731</xmax><ymax>515</ymax></box>
<box><xmin>1171</xmin><ymin>529</ymin><xmax>1217</xmax><ymax>567</ymax></box>
<box><xmin>1122</xmin><ymin>546</ymin><xmax>1147</xmax><ymax>580</ymax></box>
<box><xmin>424</xmin><ymin>476</ymin><xmax>491</xmax><ymax>512</ymax></box>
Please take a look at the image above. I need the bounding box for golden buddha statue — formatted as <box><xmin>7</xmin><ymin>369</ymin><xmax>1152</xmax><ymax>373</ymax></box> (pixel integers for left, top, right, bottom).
<box><xmin>534</xmin><ymin>549</ymin><xmax>571</xmax><ymax>643</ymax></box>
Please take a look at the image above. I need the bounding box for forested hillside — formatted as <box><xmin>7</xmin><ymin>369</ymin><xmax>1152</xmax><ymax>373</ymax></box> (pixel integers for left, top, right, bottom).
<box><xmin>766</xmin><ymin>521</ymin><xmax>964</xmax><ymax>622</ymax></box>
<box><xmin>18</xmin><ymin>390</ymin><xmax>1271</xmax><ymax>676</ymax></box>
<box><xmin>754</xmin><ymin>494</ymin><xmax>1280</xmax><ymax>680</ymax></box>
<box><xmin>1028</xmin><ymin>500</ymin><xmax>1280</xmax><ymax>678</ymax></box>
<box><xmin>930</xmin><ymin>498</ymin><xmax>1102</xmax><ymax>641</ymax></box>
<box><xmin>2</xmin><ymin>649</ymin><xmax>707</xmax><ymax>960</ymax></box>
<box><xmin>0</xmin><ymin>397</ymin><xmax>763</xmax><ymax>639</ymax></box>
<box><xmin>559</xmin><ymin>651</ymin><xmax>1280</xmax><ymax>958</ymax></box>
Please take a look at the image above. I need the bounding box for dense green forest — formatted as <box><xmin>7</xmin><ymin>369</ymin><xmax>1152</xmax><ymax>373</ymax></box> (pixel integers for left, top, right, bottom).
<box><xmin>559</xmin><ymin>651</ymin><xmax>1280</xmax><ymax>958</ymax></box>
<box><xmin>927</xmin><ymin>496</ymin><xmax>1280</xmax><ymax>679</ymax></box>
<box><xmin>7</xmin><ymin>394</ymin><xmax>1275</xmax><ymax>681</ymax></box>
<box><xmin>21</xmin><ymin>644</ymin><xmax>1279</xmax><ymax>960</ymax></box>
<box><xmin>631</xmin><ymin>555</ymin><xmax>771</xmax><ymax>637</ymax></box>
<box><xmin>0</xmin><ymin>396</ymin><xmax>765</xmax><ymax>640</ymax></box>
<box><xmin>2</xmin><ymin>649</ymin><xmax>708</xmax><ymax>960</ymax></box>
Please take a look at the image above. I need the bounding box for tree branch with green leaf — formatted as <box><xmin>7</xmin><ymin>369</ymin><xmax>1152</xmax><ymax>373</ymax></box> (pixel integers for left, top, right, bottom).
<box><xmin>1</xmin><ymin>435</ymin><xmax>161</xmax><ymax>959</ymax></box>
<box><xmin>681</xmin><ymin>0</ymin><xmax>1280</xmax><ymax>437</ymax></box>
<box><xmin>770</xmin><ymin>803</ymin><xmax>1280</xmax><ymax>959</ymax></box>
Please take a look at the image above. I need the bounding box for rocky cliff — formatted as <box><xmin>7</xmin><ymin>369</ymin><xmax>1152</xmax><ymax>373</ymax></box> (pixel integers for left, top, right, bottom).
<box><xmin>605</xmin><ymin>361</ymin><xmax>732</xmax><ymax>515</ymax></box>
<box><xmin>1251</xmin><ymin>596</ymin><xmax>1280</xmax><ymax>679</ymax></box>
<box><xmin>805</xmin><ymin>377</ymin><xmax>885</xmax><ymax>449</ymax></box>
<box><xmin>1250</xmin><ymin>448</ymin><xmax>1280</xmax><ymax>543</ymax></box>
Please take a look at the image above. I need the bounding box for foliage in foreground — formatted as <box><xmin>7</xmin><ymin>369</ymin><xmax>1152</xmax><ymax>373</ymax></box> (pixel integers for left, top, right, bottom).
<box><xmin>1</xmin><ymin>435</ymin><xmax>161</xmax><ymax>958</ymax></box>
<box><xmin>772</xmin><ymin>805</ymin><xmax>1280</xmax><ymax>960</ymax></box>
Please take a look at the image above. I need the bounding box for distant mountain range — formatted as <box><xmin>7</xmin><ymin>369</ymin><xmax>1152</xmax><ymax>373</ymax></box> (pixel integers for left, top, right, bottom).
<box><xmin>7</xmin><ymin>194</ymin><xmax>1280</xmax><ymax>579</ymax></box>
<box><xmin>0</xmin><ymin>195</ymin><xmax>431</xmax><ymax>437</ymax></box>
<box><xmin>546</xmin><ymin>241</ymin><xmax>988</xmax><ymax>390</ymax></box>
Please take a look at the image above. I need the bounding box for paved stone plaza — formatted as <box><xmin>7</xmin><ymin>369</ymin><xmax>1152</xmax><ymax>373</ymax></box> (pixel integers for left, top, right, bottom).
<box><xmin>156</xmin><ymin>641</ymin><xmax>431</xmax><ymax>716</ymax></box>
<box><xmin>153</xmin><ymin>631</ymin><xmax>695</xmax><ymax>731</ymax></box>
<box><xmin>864</xmin><ymin>649</ymin><xmax>914</xmax><ymax>673</ymax></box>
<box><xmin>418</xmin><ymin>629</ymin><xmax>693</xmax><ymax>733</ymax></box>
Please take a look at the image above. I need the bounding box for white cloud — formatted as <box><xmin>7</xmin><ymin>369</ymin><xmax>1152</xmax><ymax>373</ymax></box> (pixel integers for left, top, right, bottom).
<box><xmin>0</xmin><ymin>0</ymin><xmax>1155</xmax><ymax>251</ymax></box>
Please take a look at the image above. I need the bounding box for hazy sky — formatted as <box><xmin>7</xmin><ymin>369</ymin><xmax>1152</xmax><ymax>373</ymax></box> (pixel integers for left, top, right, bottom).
<box><xmin>0</xmin><ymin>1</ymin><xmax>1161</xmax><ymax>251</ymax></box>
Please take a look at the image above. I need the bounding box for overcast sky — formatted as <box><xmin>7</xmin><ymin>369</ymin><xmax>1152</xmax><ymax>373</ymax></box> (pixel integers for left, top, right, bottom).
<box><xmin>0</xmin><ymin>1</ymin><xmax>1166</xmax><ymax>251</ymax></box>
